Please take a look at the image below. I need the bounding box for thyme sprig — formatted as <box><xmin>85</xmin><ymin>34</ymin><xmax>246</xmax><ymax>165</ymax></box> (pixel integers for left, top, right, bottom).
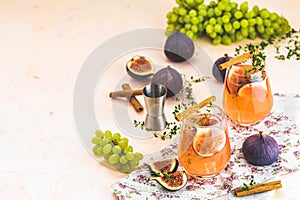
<box><xmin>241</xmin><ymin>175</ymin><xmax>256</xmax><ymax>191</ymax></box>
<box><xmin>235</xmin><ymin>28</ymin><xmax>300</xmax><ymax>74</ymax></box>
<box><xmin>133</xmin><ymin>120</ymin><xmax>180</xmax><ymax>140</ymax></box>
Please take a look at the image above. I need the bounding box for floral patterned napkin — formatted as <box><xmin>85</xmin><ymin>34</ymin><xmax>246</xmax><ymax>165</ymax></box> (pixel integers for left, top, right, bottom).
<box><xmin>112</xmin><ymin>94</ymin><xmax>300</xmax><ymax>200</ymax></box>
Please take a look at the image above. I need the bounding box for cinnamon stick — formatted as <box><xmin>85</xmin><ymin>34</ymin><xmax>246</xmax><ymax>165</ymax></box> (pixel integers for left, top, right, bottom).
<box><xmin>175</xmin><ymin>96</ymin><xmax>216</xmax><ymax>122</ymax></box>
<box><xmin>219</xmin><ymin>52</ymin><xmax>252</xmax><ymax>70</ymax></box>
<box><xmin>121</xmin><ymin>84</ymin><xmax>143</xmax><ymax>112</ymax></box>
<box><xmin>109</xmin><ymin>89</ymin><xmax>143</xmax><ymax>98</ymax></box>
<box><xmin>234</xmin><ymin>180</ymin><xmax>282</xmax><ymax>197</ymax></box>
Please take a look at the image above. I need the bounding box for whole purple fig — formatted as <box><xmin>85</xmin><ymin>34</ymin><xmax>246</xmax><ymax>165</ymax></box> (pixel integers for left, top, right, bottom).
<box><xmin>242</xmin><ymin>131</ymin><xmax>280</xmax><ymax>166</ymax></box>
<box><xmin>212</xmin><ymin>54</ymin><xmax>232</xmax><ymax>83</ymax></box>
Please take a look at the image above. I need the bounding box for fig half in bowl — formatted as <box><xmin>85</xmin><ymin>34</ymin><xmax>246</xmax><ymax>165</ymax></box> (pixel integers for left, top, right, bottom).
<box><xmin>126</xmin><ymin>55</ymin><xmax>155</xmax><ymax>79</ymax></box>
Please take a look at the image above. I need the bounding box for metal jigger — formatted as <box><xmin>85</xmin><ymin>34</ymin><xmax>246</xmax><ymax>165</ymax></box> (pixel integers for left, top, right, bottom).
<box><xmin>142</xmin><ymin>83</ymin><xmax>167</xmax><ymax>131</ymax></box>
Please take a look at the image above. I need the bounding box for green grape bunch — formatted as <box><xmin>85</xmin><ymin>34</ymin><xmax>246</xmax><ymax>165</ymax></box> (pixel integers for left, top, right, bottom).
<box><xmin>166</xmin><ymin>0</ymin><xmax>291</xmax><ymax>45</ymax></box>
<box><xmin>91</xmin><ymin>130</ymin><xmax>144</xmax><ymax>173</ymax></box>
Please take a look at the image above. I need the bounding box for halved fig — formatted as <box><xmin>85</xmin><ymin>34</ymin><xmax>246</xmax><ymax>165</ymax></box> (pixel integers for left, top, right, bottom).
<box><xmin>126</xmin><ymin>55</ymin><xmax>155</xmax><ymax>79</ymax></box>
<box><xmin>150</xmin><ymin>171</ymin><xmax>188</xmax><ymax>191</ymax></box>
<box><xmin>148</xmin><ymin>159</ymin><xmax>179</xmax><ymax>175</ymax></box>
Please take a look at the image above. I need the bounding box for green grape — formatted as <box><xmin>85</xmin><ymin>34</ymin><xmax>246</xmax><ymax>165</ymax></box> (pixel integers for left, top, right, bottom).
<box><xmin>129</xmin><ymin>159</ymin><xmax>139</xmax><ymax>168</ymax></box>
<box><xmin>166</xmin><ymin>11</ymin><xmax>172</xmax><ymax>19</ymax></box>
<box><xmin>257</xmin><ymin>25</ymin><xmax>265</xmax><ymax>33</ymax></box>
<box><xmin>180</xmin><ymin>27</ymin><xmax>187</xmax><ymax>33</ymax></box>
<box><xmin>119</xmin><ymin>155</ymin><xmax>128</xmax><ymax>164</ymax></box>
<box><xmin>261</xmin><ymin>33</ymin><xmax>269</xmax><ymax>39</ymax></box>
<box><xmin>256</xmin><ymin>16</ymin><xmax>263</xmax><ymax>25</ymax></box>
<box><xmin>224</xmin><ymin>3</ymin><xmax>232</xmax><ymax>12</ymax></box>
<box><xmin>191</xmin><ymin>24</ymin><xmax>199</xmax><ymax>33</ymax></box>
<box><xmin>209</xmin><ymin>31</ymin><xmax>217</xmax><ymax>38</ymax></box>
<box><xmin>95</xmin><ymin>130</ymin><xmax>104</xmax><ymax>137</ymax></box>
<box><xmin>217</xmin><ymin>1</ymin><xmax>226</xmax><ymax>11</ymax></box>
<box><xmin>93</xmin><ymin>144</ymin><xmax>101</xmax><ymax>154</ymax></box>
<box><xmin>205</xmin><ymin>24</ymin><xmax>214</xmax><ymax>34</ymax></box>
<box><xmin>186</xmin><ymin>30</ymin><xmax>194</xmax><ymax>39</ymax></box>
<box><xmin>112</xmin><ymin>145</ymin><xmax>122</xmax><ymax>154</ymax></box>
<box><xmin>104</xmin><ymin>152</ymin><xmax>112</xmax><ymax>160</ymax></box>
<box><xmin>178</xmin><ymin>16</ymin><xmax>185</xmax><ymax>23</ymax></box>
<box><xmin>230</xmin><ymin>2</ymin><xmax>238</xmax><ymax>10</ymax></box>
<box><xmin>236</xmin><ymin>31</ymin><xmax>244</xmax><ymax>41</ymax></box>
<box><xmin>198</xmin><ymin>15</ymin><xmax>204</xmax><ymax>23</ymax></box>
<box><xmin>230</xmin><ymin>34</ymin><xmax>236</xmax><ymax>43</ymax></box>
<box><xmin>253</xmin><ymin>5</ymin><xmax>260</xmax><ymax>15</ymax></box>
<box><xmin>240</xmin><ymin>19</ymin><xmax>249</xmax><ymax>28</ymax></box>
<box><xmin>248</xmin><ymin>26</ymin><xmax>256</xmax><ymax>34</ymax></box>
<box><xmin>214</xmin><ymin>24</ymin><xmax>223</xmax><ymax>33</ymax></box>
<box><xmin>223</xmin><ymin>11</ymin><xmax>232</xmax><ymax>18</ymax></box>
<box><xmin>185</xmin><ymin>23</ymin><xmax>192</xmax><ymax>30</ymax></box>
<box><xmin>272</xmin><ymin>22</ymin><xmax>280</xmax><ymax>30</ymax></box>
<box><xmin>118</xmin><ymin>139</ymin><xmax>128</xmax><ymax>149</ymax></box>
<box><xmin>265</xmin><ymin>27</ymin><xmax>274</xmax><ymax>35</ymax></box>
<box><xmin>103</xmin><ymin>143</ymin><xmax>112</xmax><ymax>154</ymax></box>
<box><xmin>241</xmin><ymin>27</ymin><xmax>249</xmax><ymax>37</ymax></box>
<box><xmin>234</xmin><ymin>10</ymin><xmax>243</xmax><ymax>19</ymax></box>
<box><xmin>240</xmin><ymin>1</ymin><xmax>248</xmax><ymax>13</ymax></box>
<box><xmin>114</xmin><ymin>163</ymin><xmax>122</xmax><ymax>171</ymax></box>
<box><xmin>260</xmin><ymin>8</ymin><xmax>270</xmax><ymax>19</ymax></box>
<box><xmin>245</xmin><ymin>10</ymin><xmax>255</xmax><ymax>19</ymax></box>
<box><xmin>232</xmin><ymin>20</ymin><xmax>240</xmax><ymax>29</ymax></box>
<box><xmin>121</xmin><ymin>163</ymin><xmax>131</xmax><ymax>173</ymax></box>
<box><xmin>222</xmin><ymin>35</ymin><xmax>231</xmax><ymax>45</ymax></box>
<box><xmin>216</xmin><ymin>17</ymin><xmax>223</xmax><ymax>25</ymax></box>
<box><xmin>170</xmin><ymin>13</ymin><xmax>179</xmax><ymax>23</ymax></box>
<box><xmin>221</xmin><ymin>15</ymin><xmax>230</xmax><ymax>23</ymax></box>
<box><xmin>229</xmin><ymin>28</ymin><xmax>236</xmax><ymax>35</ymax></box>
<box><xmin>186</xmin><ymin>0</ymin><xmax>196</xmax><ymax>7</ymax></box>
<box><xmin>95</xmin><ymin>146</ymin><xmax>103</xmax><ymax>155</ymax></box>
<box><xmin>104</xmin><ymin>130</ymin><xmax>112</xmax><ymax>137</ymax></box>
<box><xmin>191</xmin><ymin>17</ymin><xmax>200</xmax><ymax>24</ymax></box>
<box><xmin>198</xmin><ymin>9</ymin><xmax>207</xmax><ymax>17</ymax></box>
<box><xmin>248</xmin><ymin>18</ymin><xmax>256</xmax><ymax>26</ymax></box>
<box><xmin>212</xmin><ymin>35</ymin><xmax>222</xmax><ymax>45</ymax></box>
<box><xmin>175</xmin><ymin>24</ymin><xmax>182</xmax><ymax>30</ymax></box>
<box><xmin>192</xmin><ymin>35</ymin><xmax>198</xmax><ymax>41</ymax></box>
<box><xmin>209</xmin><ymin>17</ymin><xmax>217</xmax><ymax>25</ymax></box>
<box><xmin>249</xmin><ymin>32</ymin><xmax>257</xmax><ymax>40</ymax></box>
<box><xmin>112</xmin><ymin>133</ymin><xmax>121</xmax><ymax>141</ymax></box>
<box><xmin>198</xmin><ymin>23</ymin><xmax>204</xmax><ymax>32</ymax></box>
<box><xmin>124</xmin><ymin>145</ymin><xmax>133</xmax><ymax>153</ymax></box>
<box><xmin>173</xmin><ymin>7</ymin><xmax>180</xmax><ymax>14</ymax></box>
<box><xmin>134</xmin><ymin>152</ymin><xmax>144</xmax><ymax>161</ymax></box>
<box><xmin>208</xmin><ymin>0</ymin><xmax>217</xmax><ymax>8</ymax></box>
<box><xmin>91</xmin><ymin>137</ymin><xmax>101</xmax><ymax>144</ymax></box>
<box><xmin>207</xmin><ymin>8</ymin><xmax>214</xmax><ymax>17</ymax></box>
<box><xmin>198</xmin><ymin>4</ymin><xmax>207</xmax><ymax>11</ymax></box>
<box><xmin>99</xmin><ymin>137</ymin><xmax>109</xmax><ymax>146</ymax></box>
<box><xmin>224</xmin><ymin>23</ymin><xmax>232</xmax><ymax>33</ymax></box>
<box><xmin>179</xmin><ymin>7</ymin><xmax>187</xmax><ymax>16</ymax></box>
<box><xmin>264</xmin><ymin>19</ymin><xmax>271</xmax><ymax>27</ymax></box>
<box><xmin>189</xmin><ymin>9</ymin><xmax>197</xmax><ymax>17</ymax></box>
<box><xmin>108</xmin><ymin>154</ymin><xmax>120</xmax><ymax>164</ymax></box>
<box><xmin>126</xmin><ymin>152</ymin><xmax>135</xmax><ymax>161</ymax></box>
<box><xmin>184</xmin><ymin>15</ymin><xmax>191</xmax><ymax>23</ymax></box>
<box><xmin>269</xmin><ymin>12</ymin><xmax>279</xmax><ymax>22</ymax></box>
<box><xmin>214</xmin><ymin>7</ymin><xmax>222</xmax><ymax>16</ymax></box>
